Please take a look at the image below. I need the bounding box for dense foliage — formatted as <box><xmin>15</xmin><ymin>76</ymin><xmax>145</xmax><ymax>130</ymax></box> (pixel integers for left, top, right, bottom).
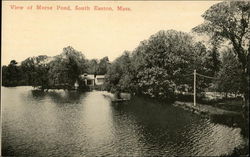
<box><xmin>47</xmin><ymin>46</ymin><xmax>87</xmax><ymax>89</ymax></box>
<box><xmin>105</xmin><ymin>30</ymin><xmax>216</xmax><ymax>100</ymax></box>
<box><xmin>193</xmin><ymin>1</ymin><xmax>249</xmax><ymax>107</ymax></box>
<box><xmin>2</xmin><ymin>46</ymin><xmax>110</xmax><ymax>90</ymax></box>
<box><xmin>2</xmin><ymin>46</ymin><xmax>88</xmax><ymax>90</ymax></box>
<box><xmin>86</xmin><ymin>56</ymin><xmax>110</xmax><ymax>75</ymax></box>
<box><xmin>214</xmin><ymin>49</ymin><xmax>244</xmax><ymax>97</ymax></box>
<box><xmin>2</xmin><ymin>60</ymin><xmax>23</xmax><ymax>86</ymax></box>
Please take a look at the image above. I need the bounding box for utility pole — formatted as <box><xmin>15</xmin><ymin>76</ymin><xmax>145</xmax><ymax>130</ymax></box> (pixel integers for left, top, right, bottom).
<box><xmin>194</xmin><ymin>69</ymin><xmax>196</xmax><ymax>106</ymax></box>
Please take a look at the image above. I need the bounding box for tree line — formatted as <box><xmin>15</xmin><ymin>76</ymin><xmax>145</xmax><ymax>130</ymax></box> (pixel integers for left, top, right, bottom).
<box><xmin>2</xmin><ymin>46</ymin><xmax>110</xmax><ymax>90</ymax></box>
<box><xmin>104</xmin><ymin>30</ymin><xmax>220</xmax><ymax>101</ymax></box>
<box><xmin>104</xmin><ymin>1</ymin><xmax>249</xmax><ymax>107</ymax></box>
<box><xmin>2</xmin><ymin>1</ymin><xmax>249</xmax><ymax>108</ymax></box>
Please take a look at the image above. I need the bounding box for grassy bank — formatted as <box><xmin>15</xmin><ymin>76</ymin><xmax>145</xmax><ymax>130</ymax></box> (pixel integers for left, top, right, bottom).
<box><xmin>176</xmin><ymin>94</ymin><xmax>244</xmax><ymax>112</ymax></box>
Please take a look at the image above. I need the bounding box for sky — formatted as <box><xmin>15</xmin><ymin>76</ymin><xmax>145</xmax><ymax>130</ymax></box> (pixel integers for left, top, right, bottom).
<box><xmin>2</xmin><ymin>1</ymin><xmax>219</xmax><ymax>65</ymax></box>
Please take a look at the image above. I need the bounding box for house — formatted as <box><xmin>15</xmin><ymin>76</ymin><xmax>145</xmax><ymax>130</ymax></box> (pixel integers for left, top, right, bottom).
<box><xmin>95</xmin><ymin>75</ymin><xmax>105</xmax><ymax>85</ymax></box>
<box><xmin>80</xmin><ymin>73</ymin><xmax>105</xmax><ymax>86</ymax></box>
<box><xmin>80</xmin><ymin>74</ymin><xmax>95</xmax><ymax>86</ymax></box>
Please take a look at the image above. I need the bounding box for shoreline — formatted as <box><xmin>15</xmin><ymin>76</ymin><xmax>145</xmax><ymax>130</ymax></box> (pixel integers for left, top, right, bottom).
<box><xmin>172</xmin><ymin>101</ymin><xmax>246</xmax><ymax>131</ymax></box>
<box><xmin>173</xmin><ymin>101</ymin><xmax>249</xmax><ymax>157</ymax></box>
<box><xmin>173</xmin><ymin>101</ymin><xmax>241</xmax><ymax>116</ymax></box>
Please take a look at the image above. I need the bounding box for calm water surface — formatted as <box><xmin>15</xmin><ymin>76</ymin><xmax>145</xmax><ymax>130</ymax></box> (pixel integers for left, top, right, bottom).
<box><xmin>2</xmin><ymin>87</ymin><xmax>245</xmax><ymax>156</ymax></box>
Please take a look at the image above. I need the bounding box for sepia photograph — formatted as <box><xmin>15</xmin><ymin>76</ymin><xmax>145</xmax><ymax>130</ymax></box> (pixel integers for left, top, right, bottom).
<box><xmin>1</xmin><ymin>0</ymin><xmax>249</xmax><ymax>156</ymax></box>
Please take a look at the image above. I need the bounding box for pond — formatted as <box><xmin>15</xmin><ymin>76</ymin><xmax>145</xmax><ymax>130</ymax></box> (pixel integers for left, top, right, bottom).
<box><xmin>2</xmin><ymin>86</ymin><xmax>245</xmax><ymax>156</ymax></box>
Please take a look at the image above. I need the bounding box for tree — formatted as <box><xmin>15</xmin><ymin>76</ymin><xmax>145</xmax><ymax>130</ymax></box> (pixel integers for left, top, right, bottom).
<box><xmin>132</xmin><ymin>30</ymin><xmax>213</xmax><ymax>94</ymax></box>
<box><xmin>48</xmin><ymin>46</ymin><xmax>87</xmax><ymax>89</ymax></box>
<box><xmin>215</xmin><ymin>49</ymin><xmax>243</xmax><ymax>97</ymax></box>
<box><xmin>21</xmin><ymin>55</ymin><xmax>49</xmax><ymax>87</ymax></box>
<box><xmin>2</xmin><ymin>60</ymin><xmax>21</xmax><ymax>86</ymax></box>
<box><xmin>193</xmin><ymin>1</ymin><xmax>250</xmax><ymax>107</ymax></box>
<box><xmin>98</xmin><ymin>56</ymin><xmax>110</xmax><ymax>75</ymax></box>
<box><xmin>85</xmin><ymin>57</ymin><xmax>109</xmax><ymax>75</ymax></box>
<box><xmin>136</xmin><ymin>67</ymin><xmax>175</xmax><ymax>100</ymax></box>
<box><xmin>2</xmin><ymin>47</ymin><xmax>88</xmax><ymax>90</ymax></box>
<box><xmin>86</xmin><ymin>59</ymin><xmax>99</xmax><ymax>75</ymax></box>
<box><xmin>104</xmin><ymin>51</ymin><xmax>132</xmax><ymax>92</ymax></box>
<box><xmin>105</xmin><ymin>30</ymin><xmax>215</xmax><ymax>101</ymax></box>
<box><xmin>204</xmin><ymin>40</ymin><xmax>221</xmax><ymax>77</ymax></box>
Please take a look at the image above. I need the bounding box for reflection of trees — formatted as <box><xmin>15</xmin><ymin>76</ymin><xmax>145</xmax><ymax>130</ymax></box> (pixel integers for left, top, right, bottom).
<box><xmin>48</xmin><ymin>91</ymin><xmax>84</xmax><ymax>105</ymax></box>
<box><xmin>30</xmin><ymin>90</ymin><xmax>84</xmax><ymax>104</ymax></box>
<box><xmin>110</xmin><ymin>97</ymin><xmax>206</xmax><ymax>155</ymax></box>
<box><xmin>30</xmin><ymin>90</ymin><xmax>47</xmax><ymax>101</ymax></box>
<box><xmin>111</xmin><ymin>97</ymin><xmax>244</xmax><ymax>156</ymax></box>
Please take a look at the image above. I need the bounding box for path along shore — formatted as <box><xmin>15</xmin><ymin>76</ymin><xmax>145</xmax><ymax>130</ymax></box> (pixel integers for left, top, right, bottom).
<box><xmin>174</xmin><ymin>101</ymin><xmax>241</xmax><ymax>116</ymax></box>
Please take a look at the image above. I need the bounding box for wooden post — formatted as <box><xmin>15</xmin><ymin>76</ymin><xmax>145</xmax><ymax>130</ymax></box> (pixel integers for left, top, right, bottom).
<box><xmin>194</xmin><ymin>69</ymin><xmax>196</xmax><ymax>106</ymax></box>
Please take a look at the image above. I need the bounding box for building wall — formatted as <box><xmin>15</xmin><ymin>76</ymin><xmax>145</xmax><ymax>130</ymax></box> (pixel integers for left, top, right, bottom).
<box><xmin>95</xmin><ymin>78</ymin><xmax>104</xmax><ymax>85</ymax></box>
<box><xmin>80</xmin><ymin>74</ymin><xmax>105</xmax><ymax>86</ymax></box>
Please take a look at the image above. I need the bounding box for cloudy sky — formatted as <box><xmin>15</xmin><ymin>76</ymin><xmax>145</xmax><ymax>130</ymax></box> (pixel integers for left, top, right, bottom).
<box><xmin>2</xmin><ymin>1</ymin><xmax>219</xmax><ymax>65</ymax></box>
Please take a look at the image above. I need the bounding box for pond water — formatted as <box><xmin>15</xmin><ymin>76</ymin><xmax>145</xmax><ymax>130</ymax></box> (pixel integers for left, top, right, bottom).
<box><xmin>2</xmin><ymin>86</ymin><xmax>245</xmax><ymax>156</ymax></box>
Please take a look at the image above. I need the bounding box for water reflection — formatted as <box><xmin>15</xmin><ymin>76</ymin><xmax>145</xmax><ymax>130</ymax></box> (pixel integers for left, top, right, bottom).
<box><xmin>30</xmin><ymin>89</ymin><xmax>84</xmax><ymax>104</ymax></box>
<box><xmin>2</xmin><ymin>87</ymin><xmax>245</xmax><ymax>156</ymax></box>
<box><xmin>110</xmin><ymin>97</ymin><xmax>245</xmax><ymax>156</ymax></box>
